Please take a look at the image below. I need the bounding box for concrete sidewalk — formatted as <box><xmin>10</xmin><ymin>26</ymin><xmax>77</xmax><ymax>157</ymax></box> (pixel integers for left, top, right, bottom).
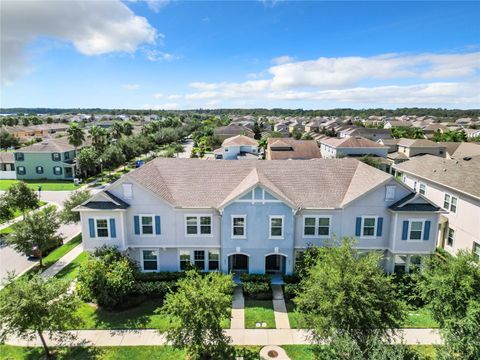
<box><xmin>4</xmin><ymin>328</ymin><xmax>442</xmax><ymax>347</ymax></box>
<box><xmin>231</xmin><ymin>285</ymin><xmax>245</xmax><ymax>329</ymax></box>
<box><xmin>272</xmin><ymin>285</ymin><xmax>290</xmax><ymax>329</ymax></box>
<box><xmin>41</xmin><ymin>243</ymin><xmax>84</xmax><ymax>278</ymax></box>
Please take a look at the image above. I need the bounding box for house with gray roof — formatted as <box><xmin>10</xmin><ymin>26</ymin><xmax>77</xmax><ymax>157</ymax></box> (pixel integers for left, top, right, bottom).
<box><xmin>75</xmin><ymin>158</ymin><xmax>441</xmax><ymax>275</ymax></box>
<box><xmin>320</xmin><ymin>136</ymin><xmax>388</xmax><ymax>159</ymax></box>
<box><xmin>0</xmin><ymin>152</ymin><xmax>15</xmax><ymax>180</ymax></box>
<box><xmin>213</xmin><ymin>135</ymin><xmax>259</xmax><ymax>160</ymax></box>
<box><xmin>393</xmin><ymin>155</ymin><xmax>480</xmax><ymax>259</ymax></box>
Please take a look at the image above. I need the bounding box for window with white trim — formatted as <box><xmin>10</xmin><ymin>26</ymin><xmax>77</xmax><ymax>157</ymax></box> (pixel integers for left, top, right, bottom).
<box><xmin>444</xmin><ymin>194</ymin><xmax>458</xmax><ymax>213</ymax></box>
<box><xmin>385</xmin><ymin>185</ymin><xmax>396</xmax><ymax>201</ymax></box>
<box><xmin>185</xmin><ymin>216</ymin><xmax>212</xmax><ymax>235</ymax></box>
<box><xmin>208</xmin><ymin>250</ymin><xmax>219</xmax><ymax>270</ymax></box>
<box><xmin>142</xmin><ymin>250</ymin><xmax>158</xmax><ymax>271</ymax></box>
<box><xmin>96</xmin><ymin>219</ymin><xmax>109</xmax><ymax>238</ymax></box>
<box><xmin>179</xmin><ymin>251</ymin><xmax>191</xmax><ymax>270</ymax></box>
<box><xmin>122</xmin><ymin>183</ymin><xmax>133</xmax><ymax>199</ymax></box>
<box><xmin>447</xmin><ymin>228</ymin><xmax>455</xmax><ymax>247</ymax></box>
<box><xmin>473</xmin><ymin>242</ymin><xmax>480</xmax><ymax>261</ymax></box>
<box><xmin>362</xmin><ymin>217</ymin><xmax>377</xmax><ymax>237</ymax></box>
<box><xmin>409</xmin><ymin>221</ymin><xmax>424</xmax><ymax>241</ymax></box>
<box><xmin>419</xmin><ymin>183</ymin><xmax>426</xmax><ymax>195</ymax></box>
<box><xmin>303</xmin><ymin>216</ymin><xmax>331</xmax><ymax>237</ymax></box>
<box><xmin>269</xmin><ymin>216</ymin><xmax>284</xmax><ymax>238</ymax></box>
<box><xmin>194</xmin><ymin>250</ymin><xmax>205</xmax><ymax>270</ymax></box>
<box><xmin>232</xmin><ymin>216</ymin><xmax>246</xmax><ymax>238</ymax></box>
<box><xmin>140</xmin><ymin>215</ymin><xmax>154</xmax><ymax>235</ymax></box>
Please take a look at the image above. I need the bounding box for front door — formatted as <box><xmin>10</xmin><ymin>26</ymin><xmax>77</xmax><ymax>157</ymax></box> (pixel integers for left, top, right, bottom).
<box><xmin>64</xmin><ymin>167</ymin><xmax>73</xmax><ymax>179</ymax></box>
<box><xmin>229</xmin><ymin>254</ymin><xmax>249</xmax><ymax>274</ymax></box>
<box><xmin>265</xmin><ymin>255</ymin><xmax>285</xmax><ymax>274</ymax></box>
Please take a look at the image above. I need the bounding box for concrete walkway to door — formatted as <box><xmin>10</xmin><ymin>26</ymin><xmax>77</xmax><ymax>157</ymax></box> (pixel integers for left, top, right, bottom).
<box><xmin>231</xmin><ymin>285</ymin><xmax>245</xmax><ymax>329</ymax></box>
<box><xmin>272</xmin><ymin>285</ymin><xmax>290</xmax><ymax>329</ymax></box>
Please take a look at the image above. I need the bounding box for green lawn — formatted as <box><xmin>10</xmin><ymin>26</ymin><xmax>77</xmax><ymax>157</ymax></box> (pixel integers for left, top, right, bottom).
<box><xmin>404</xmin><ymin>307</ymin><xmax>439</xmax><ymax>328</ymax></box>
<box><xmin>285</xmin><ymin>301</ymin><xmax>305</xmax><ymax>329</ymax></box>
<box><xmin>244</xmin><ymin>300</ymin><xmax>276</xmax><ymax>329</ymax></box>
<box><xmin>283</xmin><ymin>345</ymin><xmax>439</xmax><ymax>360</ymax></box>
<box><xmin>0</xmin><ymin>345</ymin><xmax>261</xmax><ymax>360</ymax></box>
<box><xmin>0</xmin><ymin>201</ymin><xmax>47</xmax><ymax>225</ymax></box>
<box><xmin>55</xmin><ymin>251</ymin><xmax>89</xmax><ymax>280</ymax></box>
<box><xmin>0</xmin><ymin>179</ymin><xmax>79</xmax><ymax>191</ymax></box>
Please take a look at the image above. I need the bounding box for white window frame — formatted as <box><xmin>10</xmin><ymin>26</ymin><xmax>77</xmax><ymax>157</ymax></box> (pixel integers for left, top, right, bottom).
<box><xmin>407</xmin><ymin>219</ymin><xmax>425</xmax><ymax>242</ymax></box>
<box><xmin>385</xmin><ymin>185</ymin><xmax>396</xmax><ymax>201</ymax></box>
<box><xmin>139</xmin><ymin>214</ymin><xmax>155</xmax><ymax>236</ymax></box>
<box><xmin>141</xmin><ymin>249</ymin><xmax>159</xmax><ymax>272</ymax></box>
<box><xmin>231</xmin><ymin>215</ymin><xmax>247</xmax><ymax>239</ymax></box>
<box><xmin>95</xmin><ymin>218</ymin><xmax>110</xmax><ymax>239</ymax></box>
<box><xmin>179</xmin><ymin>250</ymin><xmax>191</xmax><ymax>270</ymax></box>
<box><xmin>193</xmin><ymin>250</ymin><xmax>206</xmax><ymax>270</ymax></box>
<box><xmin>361</xmin><ymin>216</ymin><xmax>378</xmax><ymax>239</ymax></box>
<box><xmin>184</xmin><ymin>215</ymin><xmax>213</xmax><ymax>237</ymax></box>
<box><xmin>302</xmin><ymin>215</ymin><xmax>332</xmax><ymax>238</ymax></box>
<box><xmin>419</xmin><ymin>183</ymin><xmax>426</xmax><ymax>195</ymax></box>
<box><xmin>122</xmin><ymin>183</ymin><xmax>133</xmax><ymax>199</ymax></box>
<box><xmin>473</xmin><ymin>242</ymin><xmax>480</xmax><ymax>261</ymax></box>
<box><xmin>444</xmin><ymin>193</ymin><xmax>458</xmax><ymax>213</ymax></box>
<box><xmin>447</xmin><ymin>228</ymin><xmax>455</xmax><ymax>247</ymax></box>
<box><xmin>208</xmin><ymin>250</ymin><xmax>220</xmax><ymax>271</ymax></box>
<box><xmin>269</xmin><ymin>215</ymin><xmax>284</xmax><ymax>239</ymax></box>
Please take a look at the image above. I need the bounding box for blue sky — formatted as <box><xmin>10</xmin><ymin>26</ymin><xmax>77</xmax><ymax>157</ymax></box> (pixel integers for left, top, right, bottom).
<box><xmin>1</xmin><ymin>1</ymin><xmax>479</xmax><ymax>109</ymax></box>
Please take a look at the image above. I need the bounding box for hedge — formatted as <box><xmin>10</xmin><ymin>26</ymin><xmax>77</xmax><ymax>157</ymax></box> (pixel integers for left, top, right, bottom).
<box><xmin>242</xmin><ymin>281</ymin><xmax>272</xmax><ymax>300</ymax></box>
<box><xmin>240</xmin><ymin>273</ymin><xmax>271</xmax><ymax>283</ymax></box>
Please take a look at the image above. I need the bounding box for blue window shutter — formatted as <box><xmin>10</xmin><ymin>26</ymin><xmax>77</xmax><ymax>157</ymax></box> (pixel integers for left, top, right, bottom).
<box><xmin>110</xmin><ymin>218</ymin><xmax>116</xmax><ymax>238</ymax></box>
<box><xmin>355</xmin><ymin>217</ymin><xmax>362</xmax><ymax>237</ymax></box>
<box><xmin>155</xmin><ymin>216</ymin><xmax>161</xmax><ymax>235</ymax></box>
<box><xmin>423</xmin><ymin>221</ymin><xmax>431</xmax><ymax>241</ymax></box>
<box><xmin>402</xmin><ymin>221</ymin><xmax>409</xmax><ymax>240</ymax></box>
<box><xmin>88</xmin><ymin>219</ymin><xmax>95</xmax><ymax>238</ymax></box>
<box><xmin>134</xmin><ymin>216</ymin><xmax>140</xmax><ymax>235</ymax></box>
<box><xmin>376</xmin><ymin>217</ymin><xmax>383</xmax><ymax>237</ymax></box>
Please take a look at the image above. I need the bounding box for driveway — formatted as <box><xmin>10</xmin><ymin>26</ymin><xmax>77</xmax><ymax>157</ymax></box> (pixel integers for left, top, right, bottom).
<box><xmin>177</xmin><ymin>139</ymin><xmax>194</xmax><ymax>158</ymax></box>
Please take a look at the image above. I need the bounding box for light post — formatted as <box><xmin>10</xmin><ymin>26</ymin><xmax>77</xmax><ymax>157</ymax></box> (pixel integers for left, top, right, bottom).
<box><xmin>99</xmin><ymin>159</ymin><xmax>103</xmax><ymax>182</ymax></box>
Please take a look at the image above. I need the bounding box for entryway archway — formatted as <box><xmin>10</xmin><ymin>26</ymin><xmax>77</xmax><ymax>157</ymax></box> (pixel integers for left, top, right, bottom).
<box><xmin>265</xmin><ymin>254</ymin><xmax>287</xmax><ymax>275</ymax></box>
<box><xmin>228</xmin><ymin>254</ymin><xmax>249</xmax><ymax>274</ymax></box>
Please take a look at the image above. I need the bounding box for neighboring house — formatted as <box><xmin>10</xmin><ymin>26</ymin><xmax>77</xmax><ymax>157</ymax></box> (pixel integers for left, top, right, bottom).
<box><xmin>393</xmin><ymin>155</ymin><xmax>480</xmax><ymax>259</ymax></box>
<box><xmin>395</xmin><ymin>139</ymin><xmax>446</xmax><ymax>158</ymax></box>
<box><xmin>339</xmin><ymin>127</ymin><xmax>392</xmax><ymax>141</ymax></box>
<box><xmin>14</xmin><ymin>138</ymin><xmax>81</xmax><ymax>180</ymax></box>
<box><xmin>76</xmin><ymin>158</ymin><xmax>441</xmax><ymax>275</ymax></box>
<box><xmin>266</xmin><ymin>138</ymin><xmax>321</xmax><ymax>160</ymax></box>
<box><xmin>422</xmin><ymin>123</ymin><xmax>449</xmax><ymax>139</ymax></box>
<box><xmin>214</xmin><ymin>124</ymin><xmax>255</xmax><ymax>141</ymax></box>
<box><xmin>464</xmin><ymin>128</ymin><xmax>480</xmax><ymax>139</ymax></box>
<box><xmin>320</xmin><ymin>137</ymin><xmax>388</xmax><ymax>159</ymax></box>
<box><xmin>377</xmin><ymin>138</ymin><xmax>400</xmax><ymax>153</ymax></box>
<box><xmin>0</xmin><ymin>152</ymin><xmax>16</xmax><ymax>180</ymax></box>
<box><xmin>439</xmin><ymin>142</ymin><xmax>480</xmax><ymax>159</ymax></box>
<box><xmin>213</xmin><ymin>135</ymin><xmax>259</xmax><ymax>160</ymax></box>
<box><xmin>384</xmin><ymin>120</ymin><xmax>411</xmax><ymax>129</ymax></box>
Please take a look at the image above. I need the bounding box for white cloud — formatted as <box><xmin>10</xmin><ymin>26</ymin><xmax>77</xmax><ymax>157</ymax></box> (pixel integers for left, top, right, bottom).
<box><xmin>145</xmin><ymin>0</ymin><xmax>170</xmax><ymax>13</ymax></box>
<box><xmin>1</xmin><ymin>0</ymin><xmax>157</xmax><ymax>85</ymax></box>
<box><xmin>144</xmin><ymin>103</ymin><xmax>179</xmax><ymax>110</ymax></box>
<box><xmin>123</xmin><ymin>83</ymin><xmax>140</xmax><ymax>90</ymax></box>
<box><xmin>153</xmin><ymin>93</ymin><xmax>164</xmax><ymax>99</ymax></box>
<box><xmin>145</xmin><ymin>49</ymin><xmax>181</xmax><ymax>62</ymax></box>
<box><xmin>271</xmin><ymin>55</ymin><xmax>295</xmax><ymax>65</ymax></box>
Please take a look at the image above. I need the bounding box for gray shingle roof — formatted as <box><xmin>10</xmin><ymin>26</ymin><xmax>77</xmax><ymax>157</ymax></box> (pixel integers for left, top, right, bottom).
<box><xmin>127</xmin><ymin>158</ymin><xmax>392</xmax><ymax>209</ymax></box>
<box><xmin>393</xmin><ymin>154</ymin><xmax>480</xmax><ymax>199</ymax></box>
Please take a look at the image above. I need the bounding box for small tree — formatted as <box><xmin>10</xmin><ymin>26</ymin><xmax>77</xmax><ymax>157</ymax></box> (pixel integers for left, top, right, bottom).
<box><xmin>77</xmin><ymin>146</ymin><xmax>98</xmax><ymax>177</ymax></box>
<box><xmin>0</xmin><ymin>274</ymin><xmax>81</xmax><ymax>359</ymax></box>
<box><xmin>101</xmin><ymin>145</ymin><xmax>126</xmax><ymax>169</ymax></box>
<box><xmin>4</xmin><ymin>181</ymin><xmax>38</xmax><ymax>218</ymax></box>
<box><xmin>60</xmin><ymin>189</ymin><xmax>91</xmax><ymax>224</ymax></box>
<box><xmin>161</xmin><ymin>270</ymin><xmax>235</xmax><ymax>360</ymax></box>
<box><xmin>0</xmin><ymin>194</ymin><xmax>13</xmax><ymax>222</ymax></box>
<box><xmin>0</xmin><ymin>131</ymin><xmax>20</xmax><ymax>149</ymax></box>
<box><xmin>416</xmin><ymin>251</ymin><xmax>480</xmax><ymax>359</ymax></box>
<box><xmin>294</xmin><ymin>238</ymin><xmax>406</xmax><ymax>351</ymax></box>
<box><xmin>6</xmin><ymin>205</ymin><xmax>62</xmax><ymax>267</ymax></box>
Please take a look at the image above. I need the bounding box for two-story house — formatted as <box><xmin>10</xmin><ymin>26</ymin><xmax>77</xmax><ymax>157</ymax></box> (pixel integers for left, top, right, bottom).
<box><xmin>14</xmin><ymin>138</ymin><xmax>80</xmax><ymax>180</ymax></box>
<box><xmin>213</xmin><ymin>135</ymin><xmax>259</xmax><ymax>160</ymax></box>
<box><xmin>76</xmin><ymin>158</ymin><xmax>441</xmax><ymax>275</ymax></box>
<box><xmin>320</xmin><ymin>136</ymin><xmax>389</xmax><ymax>159</ymax></box>
<box><xmin>393</xmin><ymin>155</ymin><xmax>480</xmax><ymax>259</ymax></box>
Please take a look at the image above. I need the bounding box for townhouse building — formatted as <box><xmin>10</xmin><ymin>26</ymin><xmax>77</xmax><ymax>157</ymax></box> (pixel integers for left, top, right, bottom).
<box><xmin>76</xmin><ymin>158</ymin><xmax>441</xmax><ymax>275</ymax></box>
<box><xmin>320</xmin><ymin>136</ymin><xmax>388</xmax><ymax>159</ymax></box>
<box><xmin>393</xmin><ymin>155</ymin><xmax>480</xmax><ymax>259</ymax></box>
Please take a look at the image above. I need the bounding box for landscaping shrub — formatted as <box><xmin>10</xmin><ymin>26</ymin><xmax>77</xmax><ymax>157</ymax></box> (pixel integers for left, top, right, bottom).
<box><xmin>132</xmin><ymin>281</ymin><xmax>177</xmax><ymax>299</ymax></box>
<box><xmin>242</xmin><ymin>281</ymin><xmax>272</xmax><ymax>300</ymax></box>
<box><xmin>390</xmin><ymin>272</ymin><xmax>424</xmax><ymax>309</ymax></box>
<box><xmin>283</xmin><ymin>274</ymin><xmax>300</xmax><ymax>284</ymax></box>
<box><xmin>135</xmin><ymin>271</ymin><xmax>185</xmax><ymax>282</ymax></box>
<box><xmin>240</xmin><ymin>273</ymin><xmax>271</xmax><ymax>283</ymax></box>
<box><xmin>283</xmin><ymin>283</ymin><xmax>299</xmax><ymax>300</ymax></box>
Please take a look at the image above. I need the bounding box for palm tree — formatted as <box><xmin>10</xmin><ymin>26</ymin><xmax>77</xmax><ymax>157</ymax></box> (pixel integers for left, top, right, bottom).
<box><xmin>67</xmin><ymin>122</ymin><xmax>85</xmax><ymax>176</ymax></box>
<box><xmin>88</xmin><ymin>125</ymin><xmax>107</xmax><ymax>152</ymax></box>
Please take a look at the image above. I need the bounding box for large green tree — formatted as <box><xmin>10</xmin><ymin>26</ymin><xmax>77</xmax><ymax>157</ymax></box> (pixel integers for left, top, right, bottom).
<box><xmin>88</xmin><ymin>125</ymin><xmax>107</xmax><ymax>152</ymax></box>
<box><xmin>67</xmin><ymin>122</ymin><xmax>85</xmax><ymax>150</ymax></box>
<box><xmin>4</xmin><ymin>181</ymin><xmax>38</xmax><ymax>219</ymax></box>
<box><xmin>0</xmin><ymin>274</ymin><xmax>80</xmax><ymax>359</ymax></box>
<box><xmin>294</xmin><ymin>238</ymin><xmax>406</xmax><ymax>351</ymax></box>
<box><xmin>161</xmin><ymin>270</ymin><xmax>235</xmax><ymax>360</ymax></box>
<box><xmin>0</xmin><ymin>131</ymin><xmax>20</xmax><ymax>149</ymax></box>
<box><xmin>416</xmin><ymin>251</ymin><xmax>480</xmax><ymax>359</ymax></box>
<box><xmin>60</xmin><ymin>189</ymin><xmax>91</xmax><ymax>224</ymax></box>
<box><xmin>6</xmin><ymin>205</ymin><xmax>62</xmax><ymax>267</ymax></box>
<box><xmin>77</xmin><ymin>146</ymin><xmax>98</xmax><ymax>177</ymax></box>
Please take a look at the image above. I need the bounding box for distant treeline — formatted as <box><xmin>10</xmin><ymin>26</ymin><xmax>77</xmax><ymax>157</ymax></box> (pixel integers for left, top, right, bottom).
<box><xmin>1</xmin><ymin>107</ymin><xmax>479</xmax><ymax>118</ymax></box>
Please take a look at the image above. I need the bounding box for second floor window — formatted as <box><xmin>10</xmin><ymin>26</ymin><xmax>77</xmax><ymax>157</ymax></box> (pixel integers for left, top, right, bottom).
<box><xmin>96</xmin><ymin>219</ymin><xmax>109</xmax><ymax>238</ymax></box>
<box><xmin>232</xmin><ymin>216</ymin><xmax>246</xmax><ymax>238</ymax></box>
<box><xmin>304</xmin><ymin>216</ymin><xmax>331</xmax><ymax>237</ymax></box>
<box><xmin>141</xmin><ymin>215</ymin><xmax>154</xmax><ymax>235</ymax></box>
<box><xmin>186</xmin><ymin>215</ymin><xmax>212</xmax><ymax>235</ymax></box>
<box><xmin>444</xmin><ymin>194</ymin><xmax>457</xmax><ymax>213</ymax></box>
<box><xmin>270</xmin><ymin>216</ymin><xmax>284</xmax><ymax>238</ymax></box>
<box><xmin>362</xmin><ymin>217</ymin><xmax>376</xmax><ymax>237</ymax></box>
<box><xmin>52</xmin><ymin>153</ymin><xmax>61</xmax><ymax>161</ymax></box>
<box><xmin>64</xmin><ymin>152</ymin><xmax>70</xmax><ymax>160</ymax></box>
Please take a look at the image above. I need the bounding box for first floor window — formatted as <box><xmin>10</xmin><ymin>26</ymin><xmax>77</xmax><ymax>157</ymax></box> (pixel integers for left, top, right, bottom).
<box><xmin>409</xmin><ymin>221</ymin><xmax>423</xmax><ymax>240</ymax></box>
<box><xmin>141</xmin><ymin>215</ymin><xmax>154</xmax><ymax>235</ymax></box>
<box><xmin>208</xmin><ymin>251</ymin><xmax>219</xmax><ymax>271</ymax></box>
<box><xmin>294</xmin><ymin>250</ymin><xmax>304</xmax><ymax>271</ymax></box>
<box><xmin>270</xmin><ymin>217</ymin><xmax>283</xmax><ymax>238</ymax></box>
<box><xmin>17</xmin><ymin>166</ymin><xmax>25</xmax><ymax>175</ymax></box>
<box><xmin>36</xmin><ymin>166</ymin><xmax>44</xmax><ymax>174</ymax></box>
<box><xmin>180</xmin><ymin>251</ymin><xmax>190</xmax><ymax>270</ymax></box>
<box><xmin>447</xmin><ymin>228</ymin><xmax>455</xmax><ymax>247</ymax></box>
<box><xmin>96</xmin><ymin>219</ymin><xmax>109</xmax><ymax>238</ymax></box>
<box><xmin>473</xmin><ymin>242</ymin><xmax>480</xmax><ymax>261</ymax></box>
<box><xmin>194</xmin><ymin>250</ymin><xmax>205</xmax><ymax>270</ymax></box>
<box><xmin>142</xmin><ymin>250</ymin><xmax>158</xmax><ymax>271</ymax></box>
<box><xmin>53</xmin><ymin>166</ymin><xmax>62</xmax><ymax>175</ymax></box>
<box><xmin>232</xmin><ymin>216</ymin><xmax>246</xmax><ymax>237</ymax></box>
<box><xmin>362</xmin><ymin>217</ymin><xmax>376</xmax><ymax>237</ymax></box>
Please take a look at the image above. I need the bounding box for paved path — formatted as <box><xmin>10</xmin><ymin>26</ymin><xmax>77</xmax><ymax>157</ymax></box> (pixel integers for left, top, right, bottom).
<box><xmin>231</xmin><ymin>285</ymin><xmax>245</xmax><ymax>329</ymax></box>
<box><xmin>177</xmin><ymin>139</ymin><xmax>193</xmax><ymax>158</ymax></box>
<box><xmin>4</xmin><ymin>328</ymin><xmax>442</xmax><ymax>347</ymax></box>
<box><xmin>41</xmin><ymin>244</ymin><xmax>84</xmax><ymax>278</ymax></box>
<box><xmin>272</xmin><ymin>285</ymin><xmax>290</xmax><ymax>329</ymax></box>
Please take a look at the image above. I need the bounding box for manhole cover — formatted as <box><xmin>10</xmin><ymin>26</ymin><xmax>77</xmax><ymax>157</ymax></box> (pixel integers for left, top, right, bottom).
<box><xmin>267</xmin><ymin>350</ymin><xmax>278</xmax><ymax>358</ymax></box>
